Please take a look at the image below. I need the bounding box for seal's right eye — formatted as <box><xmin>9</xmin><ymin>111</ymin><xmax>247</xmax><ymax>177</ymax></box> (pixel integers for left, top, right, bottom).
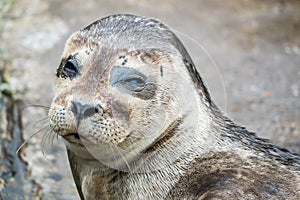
<box><xmin>62</xmin><ymin>60</ymin><xmax>78</xmax><ymax>79</ymax></box>
<box><xmin>56</xmin><ymin>56</ymin><xmax>80</xmax><ymax>79</ymax></box>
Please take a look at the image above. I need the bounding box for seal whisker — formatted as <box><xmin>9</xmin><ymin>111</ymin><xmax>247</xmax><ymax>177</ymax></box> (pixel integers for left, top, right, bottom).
<box><xmin>55</xmin><ymin>131</ymin><xmax>59</xmax><ymax>143</ymax></box>
<box><xmin>49</xmin><ymin>129</ymin><xmax>57</xmax><ymax>148</ymax></box>
<box><xmin>41</xmin><ymin>127</ymin><xmax>56</xmax><ymax>160</ymax></box>
<box><xmin>22</xmin><ymin>104</ymin><xmax>51</xmax><ymax>111</ymax></box>
<box><xmin>32</xmin><ymin>116</ymin><xmax>49</xmax><ymax>128</ymax></box>
<box><xmin>109</xmin><ymin>144</ymin><xmax>120</xmax><ymax>168</ymax></box>
<box><xmin>114</xmin><ymin>145</ymin><xmax>132</xmax><ymax>172</ymax></box>
<box><xmin>16</xmin><ymin>124</ymin><xmax>51</xmax><ymax>154</ymax></box>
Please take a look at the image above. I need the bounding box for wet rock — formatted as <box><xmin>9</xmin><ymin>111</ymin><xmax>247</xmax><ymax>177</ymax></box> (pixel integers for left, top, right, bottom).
<box><xmin>0</xmin><ymin>69</ymin><xmax>41</xmax><ymax>199</ymax></box>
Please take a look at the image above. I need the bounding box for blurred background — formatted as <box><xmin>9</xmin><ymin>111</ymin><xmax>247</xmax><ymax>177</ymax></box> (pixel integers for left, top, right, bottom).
<box><xmin>0</xmin><ymin>0</ymin><xmax>299</xmax><ymax>199</ymax></box>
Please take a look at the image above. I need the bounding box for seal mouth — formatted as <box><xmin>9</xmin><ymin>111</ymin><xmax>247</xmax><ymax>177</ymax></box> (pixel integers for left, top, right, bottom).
<box><xmin>69</xmin><ymin>133</ymin><xmax>80</xmax><ymax>139</ymax></box>
<box><xmin>62</xmin><ymin>133</ymin><xmax>83</xmax><ymax>145</ymax></box>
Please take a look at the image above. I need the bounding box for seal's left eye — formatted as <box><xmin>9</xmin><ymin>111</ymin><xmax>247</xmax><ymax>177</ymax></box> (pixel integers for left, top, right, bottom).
<box><xmin>110</xmin><ymin>66</ymin><xmax>156</xmax><ymax>100</ymax></box>
<box><xmin>121</xmin><ymin>76</ymin><xmax>146</xmax><ymax>92</ymax></box>
<box><xmin>124</xmin><ymin>77</ymin><xmax>145</xmax><ymax>86</ymax></box>
<box><xmin>110</xmin><ymin>66</ymin><xmax>147</xmax><ymax>92</ymax></box>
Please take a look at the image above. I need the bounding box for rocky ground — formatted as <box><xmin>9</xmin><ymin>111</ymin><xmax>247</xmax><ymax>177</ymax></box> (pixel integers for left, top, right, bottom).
<box><xmin>0</xmin><ymin>0</ymin><xmax>299</xmax><ymax>199</ymax></box>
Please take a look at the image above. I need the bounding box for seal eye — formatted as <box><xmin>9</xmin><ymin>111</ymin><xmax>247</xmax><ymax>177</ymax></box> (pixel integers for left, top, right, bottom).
<box><xmin>124</xmin><ymin>77</ymin><xmax>145</xmax><ymax>87</ymax></box>
<box><xmin>62</xmin><ymin>60</ymin><xmax>78</xmax><ymax>79</ymax></box>
<box><xmin>122</xmin><ymin>76</ymin><xmax>146</xmax><ymax>92</ymax></box>
<box><xmin>57</xmin><ymin>55</ymin><xmax>80</xmax><ymax>79</ymax></box>
<box><xmin>110</xmin><ymin>66</ymin><xmax>147</xmax><ymax>92</ymax></box>
<box><xmin>110</xmin><ymin>66</ymin><xmax>156</xmax><ymax>100</ymax></box>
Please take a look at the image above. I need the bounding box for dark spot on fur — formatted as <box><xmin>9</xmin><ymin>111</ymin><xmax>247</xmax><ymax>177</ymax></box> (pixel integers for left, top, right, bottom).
<box><xmin>140</xmin><ymin>51</ymin><xmax>161</xmax><ymax>64</ymax></box>
<box><xmin>121</xmin><ymin>58</ymin><xmax>128</xmax><ymax>66</ymax></box>
<box><xmin>143</xmin><ymin>117</ymin><xmax>182</xmax><ymax>153</ymax></box>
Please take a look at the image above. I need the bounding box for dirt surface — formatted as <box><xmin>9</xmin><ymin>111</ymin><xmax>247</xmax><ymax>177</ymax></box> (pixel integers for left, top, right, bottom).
<box><xmin>1</xmin><ymin>0</ymin><xmax>299</xmax><ymax>199</ymax></box>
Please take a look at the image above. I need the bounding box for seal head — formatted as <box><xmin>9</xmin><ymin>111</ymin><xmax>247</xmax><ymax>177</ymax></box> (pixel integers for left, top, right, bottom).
<box><xmin>49</xmin><ymin>14</ymin><xmax>300</xmax><ymax>199</ymax></box>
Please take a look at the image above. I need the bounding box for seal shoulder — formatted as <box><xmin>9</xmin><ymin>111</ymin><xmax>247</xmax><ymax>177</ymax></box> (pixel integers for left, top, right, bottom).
<box><xmin>170</xmin><ymin>151</ymin><xmax>300</xmax><ymax>199</ymax></box>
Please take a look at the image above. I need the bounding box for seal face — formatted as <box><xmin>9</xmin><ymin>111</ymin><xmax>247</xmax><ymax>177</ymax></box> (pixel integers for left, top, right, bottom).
<box><xmin>49</xmin><ymin>14</ymin><xmax>205</xmax><ymax>172</ymax></box>
<box><xmin>49</xmin><ymin>14</ymin><xmax>300</xmax><ymax>199</ymax></box>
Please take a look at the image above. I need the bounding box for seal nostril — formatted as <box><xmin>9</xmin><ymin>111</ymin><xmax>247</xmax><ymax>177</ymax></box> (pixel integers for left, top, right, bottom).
<box><xmin>95</xmin><ymin>104</ymin><xmax>102</xmax><ymax>114</ymax></box>
<box><xmin>71</xmin><ymin>101</ymin><xmax>103</xmax><ymax>119</ymax></box>
<box><xmin>71</xmin><ymin>101</ymin><xmax>83</xmax><ymax>117</ymax></box>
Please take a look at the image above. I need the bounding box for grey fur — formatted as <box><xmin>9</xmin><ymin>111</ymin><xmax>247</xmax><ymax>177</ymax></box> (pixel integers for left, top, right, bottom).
<box><xmin>50</xmin><ymin>14</ymin><xmax>300</xmax><ymax>199</ymax></box>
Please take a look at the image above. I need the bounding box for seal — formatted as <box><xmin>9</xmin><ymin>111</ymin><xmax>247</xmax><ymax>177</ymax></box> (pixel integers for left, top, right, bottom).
<box><xmin>49</xmin><ymin>14</ymin><xmax>300</xmax><ymax>199</ymax></box>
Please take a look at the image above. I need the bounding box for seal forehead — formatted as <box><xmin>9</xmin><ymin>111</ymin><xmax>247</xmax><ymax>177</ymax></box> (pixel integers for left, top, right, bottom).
<box><xmin>82</xmin><ymin>14</ymin><xmax>171</xmax><ymax>40</ymax></box>
<box><xmin>75</xmin><ymin>14</ymin><xmax>176</xmax><ymax>52</ymax></box>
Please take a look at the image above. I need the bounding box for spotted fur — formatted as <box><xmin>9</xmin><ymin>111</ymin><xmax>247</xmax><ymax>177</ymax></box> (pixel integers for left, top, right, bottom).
<box><xmin>49</xmin><ymin>14</ymin><xmax>300</xmax><ymax>199</ymax></box>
